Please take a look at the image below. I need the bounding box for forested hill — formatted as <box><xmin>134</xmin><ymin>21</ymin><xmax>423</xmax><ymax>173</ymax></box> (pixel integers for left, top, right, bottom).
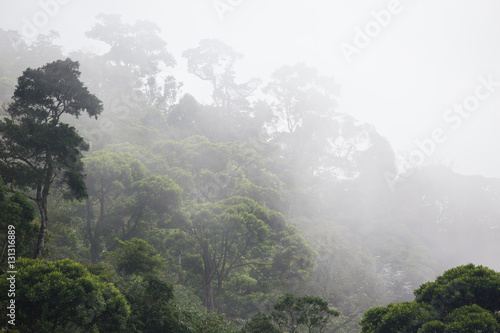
<box><xmin>0</xmin><ymin>21</ymin><xmax>499</xmax><ymax>332</ymax></box>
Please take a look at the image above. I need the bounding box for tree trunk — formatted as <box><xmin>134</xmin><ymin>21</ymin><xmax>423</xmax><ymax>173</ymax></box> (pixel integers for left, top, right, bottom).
<box><xmin>86</xmin><ymin>198</ymin><xmax>101</xmax><ymax>263</ymax></box>
<box><xmin>216</xmin><ymin>275</ymin><xmax>223</xmax><ymax>314</ymax></box>
<box><xmin>94</xmin><ymin>193</ymin><xmax>108</xmax><ymax>262</ymax></box>
<box><xmin>33</xmin><ymin>197</ymin><xmax>48</xmax><ymax>259</ymax></box>
<box><xmin>86</xmin><ymin>198</ymin><xmax>94</xmax><ymax>243</ymax></box>
<box><xmin>175</xmin><ymin>251</ymin><xmax>182</xmax><ymax>282</ymax></box>
<box><xmin>33</xmin><ymin>166</ymin><xmax>52</xmax><ymax>259</ymax></box>
<box><xmin>202</xmin><ymin>243</ymin><xmax>215</xmax><ymax>312</ymax></box>
<box><xmin>91</xmin><ymin>216</ymin><xmax>103</xmax><ymax>263</ymax></box>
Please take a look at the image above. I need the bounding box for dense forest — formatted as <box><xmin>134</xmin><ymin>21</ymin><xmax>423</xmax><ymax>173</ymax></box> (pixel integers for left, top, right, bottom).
<box><xmin>0</xmin><ymin>15</ymin><xmax>499</xmax><ymax>332</ymax></box>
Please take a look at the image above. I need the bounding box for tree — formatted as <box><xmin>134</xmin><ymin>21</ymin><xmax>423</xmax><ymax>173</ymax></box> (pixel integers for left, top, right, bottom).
<box><xmin>360</xmin><ymin>264</ymin><xmax>500</xmax><ymax>333</ymax></box>
<box><xmin>414</xmin><ymin>263</ymin><xmax>500</xmax><ymax>315</ymax></box>
<box><xmin>83</xmin><ymin>150</ymin><xmax>147</xmax><ymax>262</ymax></box>
<box><xmin>124</xmin><ymin>174</ymin><xmax>183</xmax><ymax>239</ymax></box>
<box><xmin>241</xmin><ymin>312</ymin><xmax>280</xmax><ymax>333</ymax></box>
<box><xmin>85</xmin><ymin>14</ymin><xmax>179</xmax><ymax>109</ymax></box>
<box><xmin>182</xmin><ymin>39</ymin><xmax>260</xmax><ymax>109</ymax></box>
<box><xmin>120</xmin><ymin>274</ymin><xmax>186</xmax><ymax>332</ymax></box>
<box><xmin>264</xmin><ymin>63</ymin><xmax>338</xmax><ymax>134</ymax></box>
<box><xmin>0</xmin><ymin>59</ymin><xmax>103</xmax><ymax>258</ymax></box>
<box><xmin>188</xmin><ymin>197</ymin><xmax>314</xmax><ymax>313</ymax></box>
<box><xmin>91</xmin><ymin>250</ymin><xmax>237</xmax><ymax>333</ymax></box>
<box><xmin>110</xmin><ymin>237</ymin><xmax>164</xmax><ymax>276</ymax></box>
<box><xmin>294</xmin><ymin>217</ymin><xmax>392</xmax><ymax>333</ymax></box>
<box><xmin>439</xmin><ymin>304</ymin><xmax>500</xmax><ymax>332</ymax></box>
<box><xmin>360</xmin><ymin>302</ymin><xmax>438</xmax><ymax>333</ymax></box>
<box><xmin>81</xmin><ymin>148</ymin><xmax>184</xmax><ymax>260</ymax></box>
<box><xmin>166</xmin><ymin>94</ymin><xmax>204</xmax><ymax>138</ymax></box>
<box><xmin>0</xmin><ymin>258</ymin><xmax>130</xmax><ymax>332</ymax></box>
<box><xmin>242</xmin><ymin>294</ymin><xmax>339</xmax><ymax>333</ymax></box>
<box><xmin>86</xmin><ymin>14</ymin><xmax>175</xmax><ymax>77</ymax></box>
<box><xmin>0</xmin><ymin>176</ymin><xmax>37</xmax><ymax>265</ymax></box>
<box><xmin>271</xmin><ymin>294</ymin><xmax>339</xmax><ymax>333</ymax></box>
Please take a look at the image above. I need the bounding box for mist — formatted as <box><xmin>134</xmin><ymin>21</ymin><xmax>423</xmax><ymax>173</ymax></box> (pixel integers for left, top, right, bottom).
<box><xmin>1</xmin><ymin>1</ymin><xmax>499</xmax><ymax>332</ymax></box>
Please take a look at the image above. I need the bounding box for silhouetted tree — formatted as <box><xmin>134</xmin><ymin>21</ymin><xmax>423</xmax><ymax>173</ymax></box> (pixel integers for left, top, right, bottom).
<box><xmin>0</xmin><ymin>59</ymin><xmax>102</xmax><ymax>258</ymax></box>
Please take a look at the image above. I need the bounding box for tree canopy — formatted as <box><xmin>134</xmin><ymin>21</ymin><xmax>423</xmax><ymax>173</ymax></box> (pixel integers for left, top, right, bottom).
<box><xmin>360</xmin><ymin>264</ymin><xmax>500</xmax><ymax>333</ymax></box>
<box><xmin>0</xmin><ymin>58</ymin><xmax>102</xmax><ymax>258</ymax></box>
<box><xmin>0</xmin><ymin>258</ymin><xmax>130</xmax><ymax>332</ymax></box>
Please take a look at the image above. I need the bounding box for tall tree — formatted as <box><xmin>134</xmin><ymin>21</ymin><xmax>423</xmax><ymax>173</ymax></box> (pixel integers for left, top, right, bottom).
<box><xmin>85</xmin><ymin>14</ymin><xmax>175</xmax><ymax>76</ymax></box>
<box><xmin>264</xmin><ymin>63</ymin><xmax>338</xmax><ymax>134</ymax></box>
<box><xmin>85</xmin><ymin>14</ymin><xmax>179</xmax><ymax>109</ymax></box>
<box><xmin>0</xmin><ymin>58</ymin><xmax>103</xmax><ymax>258</ymax></box>
<box><xmin>182</xmin><ymin>39</ymin><xmax>261</xmax><ymax>110</ymax></box>
<box><xmin>188</xmin><ymin>197</ymin><xmax>314</xmax><ymax>313</ymax></box>
<box><xmin>83</xmin><ymin>150</ymin><xmax>147</xmax><ymax>262</ymax></box>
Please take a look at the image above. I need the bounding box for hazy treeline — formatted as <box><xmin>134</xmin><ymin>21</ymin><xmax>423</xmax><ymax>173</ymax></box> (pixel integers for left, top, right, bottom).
<box><xmin>0</xmin><ymin>14</ymin><xmax>499</xmax><ymax>332</ymax></box>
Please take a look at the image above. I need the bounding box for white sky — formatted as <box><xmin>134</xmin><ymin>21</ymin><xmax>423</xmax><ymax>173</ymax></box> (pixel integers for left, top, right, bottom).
<box><xmin>2</xmin><ymin>0</ymin><xmax>500</xmax><ymax>178</ymax></box>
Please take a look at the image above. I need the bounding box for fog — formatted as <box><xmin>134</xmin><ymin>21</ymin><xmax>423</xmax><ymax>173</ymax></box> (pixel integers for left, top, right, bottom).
<box><xmin>3</xmin><ymin>0</ymin><xmax>500</xmax><ymax>177</ymax></box>
<box><xmin>1</xmin><ymin>1</ymin><xmax>500</xmax><ymax>332</ymax></box>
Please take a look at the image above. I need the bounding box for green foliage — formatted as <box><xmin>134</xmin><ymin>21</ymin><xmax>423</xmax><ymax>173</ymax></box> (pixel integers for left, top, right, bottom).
<box><xmin>241</xmin><ymin>312</ymin><xmax>280</xmax><ymax>333</ymax></box>
<box><xmin>133</xmin><ymin>174</ymin><xmax>183</xmax><ymax>216</ymax></box>
<box><xmin>83</xmin><ymin>150</ymin><xmax>148</xmax><ymax>261</ymax></box>
<box><xmin>88</xmin><ymin>262</ymin><xmax>237</xmax><ymax>333</ymax></box>
<box><xmin>8</xmin><ymin>58</ymin><xmax>102</xmax><ymax>121</ymax></box>
<box><xmin>243</xmin><ymin>293</ymin><xmax>338</xmax><ymax>333</ymax></box>
<box><xmin>270</xmin><ymin>293</ymin><xmax>339</xmax><ymax>333</ymax></box>
<box><xmin>443</xmin><ymin>304</ymin><xmax>500</xmax><ymax>332</ymax></box>
<box><xmin>414</xmin><ymin>263</ymin><xmax>500</xmax><ymax>314</ymax></box>
<box><xmin>417</xmin><ymin>320</ymin><xmax>446</xmax><ymax>333</ymax></box>
<box><xmin>152</xmin><ymin>136</ymin><xmax>229</xmax><ymax>174</ymax></box>
<box><xmin>110</xmin><ymin>238</ymin><xmax>164</xmax><ymax>276</ymax></box>
<box><xmin>360</xmin><ymin>302</ymin><xmax>438</xmax><ymax>333</ymax></box>
<box><xmin>120</xmin><ymin>174</ymin><xmax>184</xmax><ymax>240</ymax></box>
<box><xmin>117</xmin><ymin>275</ymin><xmax>185</xmax><ymax>332</ymax></box>
<box><xmin>145</xmin><ymin>227</ymin><xmax>196</xmax><ymax>283</ymax></box>
<box><xmin>0</xmin><ymin>177</ymin><xmax>37</xmax><ymax>261</ymax></box>
<box><xmin>82</xmin><ymin>149</ymin><xmax>184</xmax><ymax>260</ymax></box>
<box><xmin>43</xmin><ymin>197</ymin><xmax>89</xmax><ymax>261</ymax></box>
<box><xmin>188</xmin><ymin>197</ymin><xmax>314</xmax><ymax>314</ymax></box>
<box><xmin>84</xmin><ymin>150</ymin><xmax>147</xmax><ymax>196</ymax></box>
<box><xmin>293</xmin><ymin>295</ymin><xmax>340</xmax><ymax>332</ymax></box>
<box><xmin>0</xmin><ymin>58</ymin><xmax>102</xmax><ymax>258</ymax></box>
<box><xmin>5</xmin><ymin>26</ymin><xmax>500</xmax><ymax>333</ymax></box>
<box><xmin>361</xmin><ymin>264</ymin><xmax>500</xmax><ymax>333</ymax></box>
<box><xmin>0</xmin><ymin>258</ymin><xmax>129</xmax><ymax>332</ymax></box>
<box><xmin>174</xmin><ymin>308</ymin><xmax>238</xmax><ymax>333</ymax></box>
<box><xmin>416</xmin><ymin>305</ymin><xmax>500</xmax><ymax>333</ymax></box>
